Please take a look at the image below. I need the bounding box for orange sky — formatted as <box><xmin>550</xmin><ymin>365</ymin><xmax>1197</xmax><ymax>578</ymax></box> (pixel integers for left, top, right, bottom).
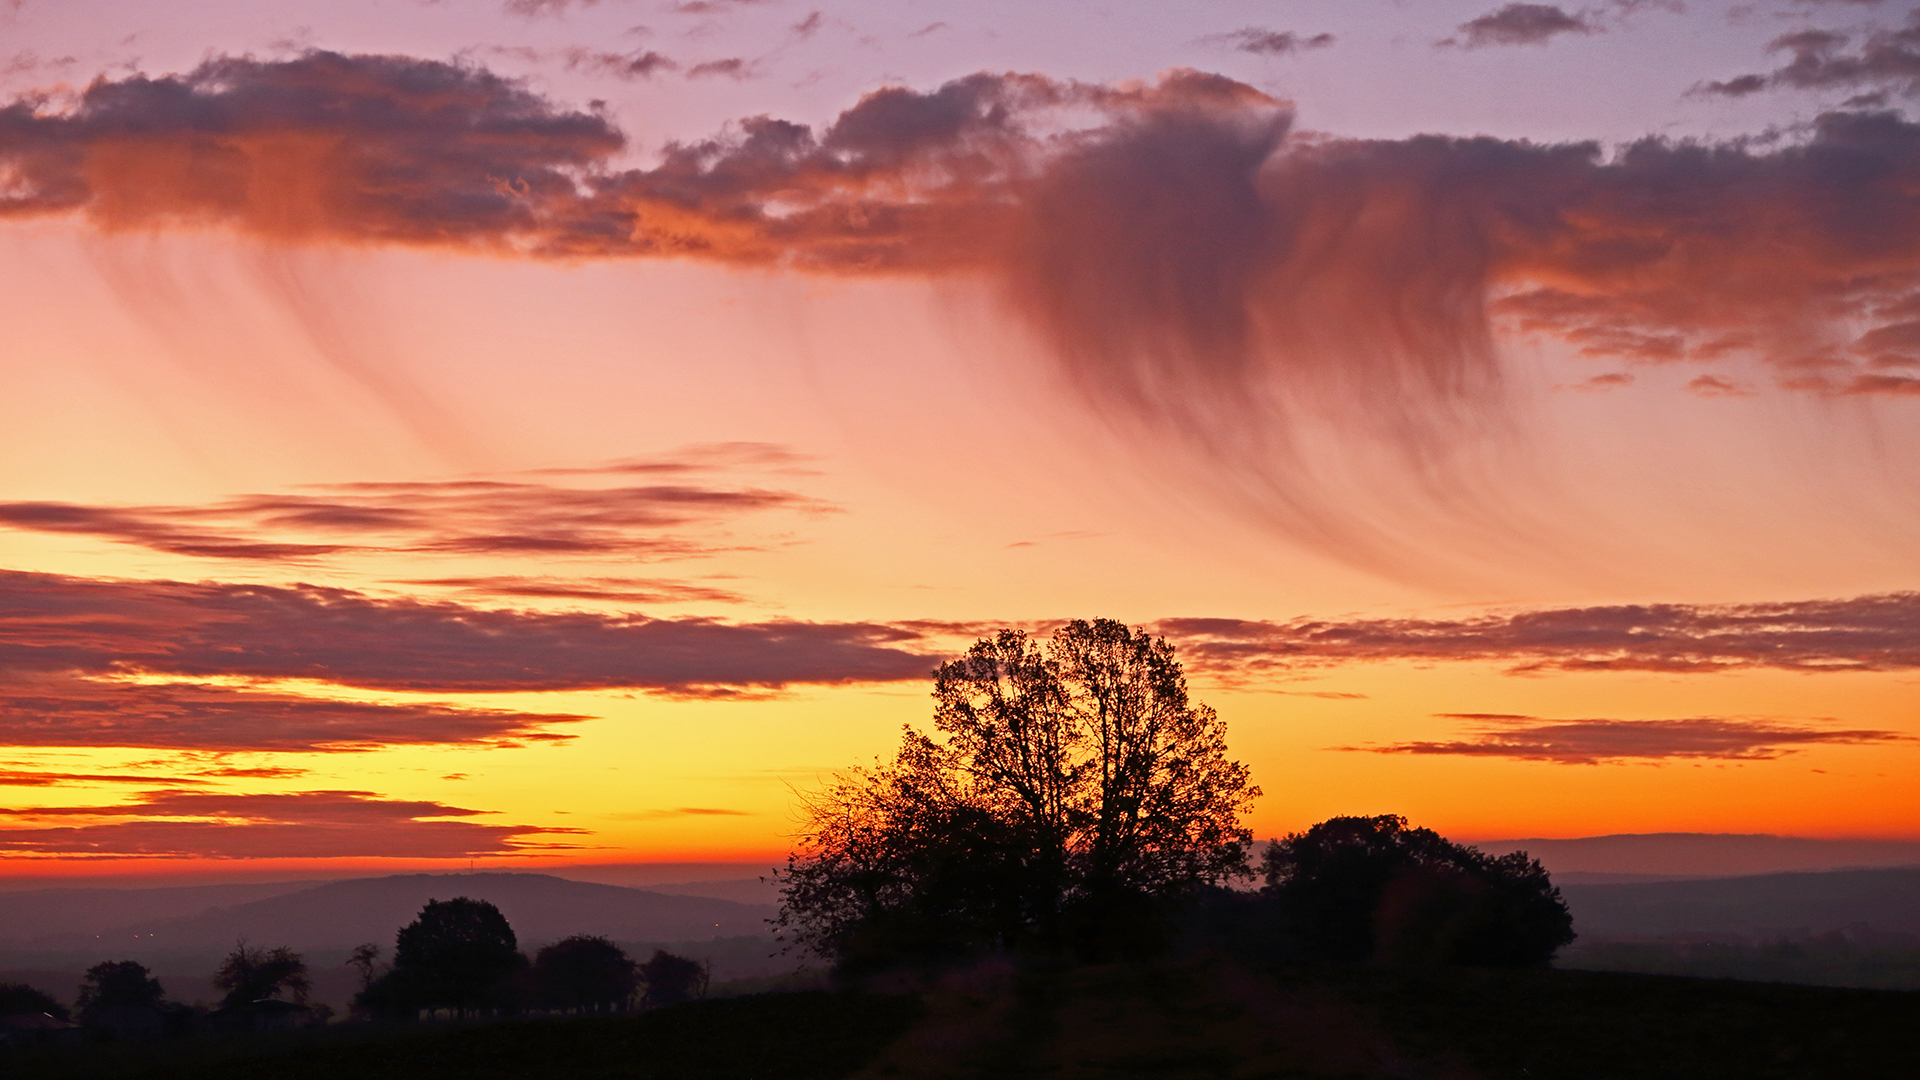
<box><xmin>2</xmin><ymin>0</ymin><xmax>1919</xmax><ymax>883</ymax></box>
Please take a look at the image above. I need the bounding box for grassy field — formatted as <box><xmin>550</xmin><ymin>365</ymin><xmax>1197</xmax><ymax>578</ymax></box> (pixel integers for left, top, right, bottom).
<box><xmin>8</xmin><ymin>959</ymin><xmax>1916</xmax><ymax>1079</ymax></box>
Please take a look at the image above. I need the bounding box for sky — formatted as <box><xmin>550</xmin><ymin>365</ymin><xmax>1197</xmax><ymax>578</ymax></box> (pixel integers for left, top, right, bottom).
<box><xmin>1</xmin><ymin>0</ymin><xmax>1918</xmax><ymax>885</ymax></box>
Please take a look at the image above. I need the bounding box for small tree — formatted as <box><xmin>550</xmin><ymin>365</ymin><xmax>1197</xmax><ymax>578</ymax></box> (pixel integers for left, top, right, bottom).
<box><xmin>533</xmin><ymin>936</ymin><xmax>638</xmax><ymax>1013</ymax></box>
<box><xmin>347</xmin><ymin>943</ymin><xmax>382</xmax><ymax>995</ymax></box>
<box><xmin>1262</xmin><ymin>814</ymin><xmax>1574</xmax><ymax>966</ymax></box>
<box><xmin>777</xmin><ymin>619</ymin><xmax>1259</xmax><ymax>966</ymax></box>
<box><xmin>0</xmin><ymin>982</ymin><xmax>69</xmax><ymax>1022</ymax></box>
<box><xmin>74</xmin><ymin>961</ymin><xmax>164</xmax><ymax>1024</ymax></box>
<box><xmin>214</xmin><ymin>940</ymin><xmax>311</xmax><ymax>1008</ymax></box>
<box><xmin>637</xmin><ymin>950</ymin><xmax>707</xmax><ymax>1008</ymax></box>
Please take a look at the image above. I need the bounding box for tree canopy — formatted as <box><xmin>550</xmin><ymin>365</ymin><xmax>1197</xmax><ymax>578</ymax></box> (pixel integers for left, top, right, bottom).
<box><xmin>1261</xmin><ymin>814</ymin><xmax>1575</xmax><ymax>966</ymax></box>
<box><xmin>360</xmin><ymin>897</ymin><xmax>524</xmax><ymax>1018</ymax></box>
<box><xmin>0</xmin><ymin>981</ymin><xmax>68</xmax><ymax>1022</ymax></box>
<box><xmin>533</xmin><ymin>936</ymin><xmax>638</xmax><ymax>1012</ymax></box>
<box><xmin>214</xmin><ymin>941</ymin><xmax>311</xmax><ymax>1009</ymax></box>
<box><xmin>776</xmin><ymin>619</ymin><xmax>1259</xmax><ymax>966</ymax></box>
<box><xmin>75</xmin><ymin>961</ymin><xmax>164</xmax><ymax>1023</ymax></box>
<box><xmin>637</xmin><ymin>950</ymin><xmax>707</xmax><ymax>1008</ymax></box>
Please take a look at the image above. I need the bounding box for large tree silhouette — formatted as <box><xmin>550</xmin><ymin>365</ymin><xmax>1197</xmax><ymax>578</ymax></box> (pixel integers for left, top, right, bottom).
<box><xmin>776</xmin><ymin>619</ymin><xmax>1259</xmax><ymax>966</ymax></box>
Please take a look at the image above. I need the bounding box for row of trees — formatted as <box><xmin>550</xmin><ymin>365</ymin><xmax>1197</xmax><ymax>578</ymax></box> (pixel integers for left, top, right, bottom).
<box><xmin>353</xmin><ymin>897</ymin><xmax>707</xmax><ymax>1019</ymax></box>
<box><xmin>0</xmin><ymin>899</ymin><xmax>711</xmax><ymax>1036</ymax></box>
<box><xmin>774</xmin><ymin>620</ymin><xmax>1574</xmax><ymax>971</ymax></box>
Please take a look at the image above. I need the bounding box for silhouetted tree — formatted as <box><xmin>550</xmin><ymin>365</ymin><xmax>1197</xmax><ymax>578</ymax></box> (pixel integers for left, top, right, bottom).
<box><xmin>347</xmin><ymin>943</ymin><xmax>382</xmax><ymax>995</ymax></box>
<box><xmin>533</xmin><ymin>935</ymin><xmax>638</xmax><ymax>1012</ymax></box>
<box><xmin>1262</xmin><ymin>814</ymin><xmax>1574</xmax><ymax>966</ymax></box>
<box><xmin>74</xmin><ymin>961</ymin><xmax>164</xmax><ymax>1024</ymax></box>
<box><xmin>362</xmin><ymin>897</ymin><xmax>524</xmax><ymax>1019</ymax></box>
<box><xmin>777</xmin><ymin>619</ymin><xmax>1259</xmax><ymax>966</ymax></box>
<box><xmin>214</xmin><ymin>940</ymin><xmax>311</xmax><ymax>1008</ymax></box>
<box><xmin>637</xmin><ymin>950</ymin><xmax>707</xmax><ymax>1008</ymax></box>
<box><xmin>0</xmin><ymin>982</ymin><xmax>68</xmax><ymax>1022</ymax></box>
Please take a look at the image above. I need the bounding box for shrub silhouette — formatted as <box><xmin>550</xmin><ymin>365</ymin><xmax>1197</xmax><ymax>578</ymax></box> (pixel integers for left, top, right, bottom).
<box><xmin>533</xmin><ymin>935</ymin><xmax>638</xmax><ymax>1012</ymax></box>
<box><xmin>638</xmin><ymin>950</ymin><xmax>707</xmax><ymax>1008</ymax></box>
<box><xmin>214</xmin><ymin>940</ymin><xmax>311</xmax><ymax>1008</ymax></box>
<box><xmin>0</xmin><ymin>981</ymin><xmax>69</xmax><ymax>1022</ymax></box>
<box><xmin>1262</xmin><ymin>814</ymin><xmax>1574</xmax><ymax>966</ymax></box>
<box><xmin>777</xmin><ymin>619</ymin><xmax>1259</xmax><ymax>968</ymax></box>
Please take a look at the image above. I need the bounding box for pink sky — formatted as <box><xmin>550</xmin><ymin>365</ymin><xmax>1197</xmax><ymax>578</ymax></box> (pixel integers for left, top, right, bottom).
<box><xmin>1</xmin><ymin>0</ymin><xmax>1918</xmax><ymax>882</ymax></box>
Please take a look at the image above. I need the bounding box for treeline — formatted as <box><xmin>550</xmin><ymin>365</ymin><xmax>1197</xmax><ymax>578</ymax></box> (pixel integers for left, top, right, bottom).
<box><xmin>0</xmin><ymin>895</ymin><xmax>711</xmax><ymax>1045</ymax></box>
<box><xmin>773</xmin><ymin>622</ymin><xmax>1573</xmax><ymax>976</ymax></box>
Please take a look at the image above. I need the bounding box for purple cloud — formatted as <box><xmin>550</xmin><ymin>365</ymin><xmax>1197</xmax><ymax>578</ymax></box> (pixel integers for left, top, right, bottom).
<box><xmin>1343</xmin><ymin>713</ymin><xmax>1911</xmax><ymax>764</ymax></box>
<box><xmin>0</xmin><ymin>789</ymin><xmax>579</xmax><ymax>858</ymax></box>
<box><xmin>1156</xmin><ymin>592</ymin><xmax>1920</xmax><ymax>676</ymax></box>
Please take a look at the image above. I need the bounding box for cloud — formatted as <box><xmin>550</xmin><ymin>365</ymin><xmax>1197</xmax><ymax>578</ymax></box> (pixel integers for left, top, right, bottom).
<box><xmin>1442</xmin><ymin>4</ymin><xmax>1599</xmax><ymax>49</ymax></box>
<box><xmin>1698</xmin><ymin>16</ymin><xmax>1920</xmax><ymax>98</ymax></box>
<box><xmin>10</xmin><ymin>56</ymin><xmax>1920</xmax><ymax>568</ymax></box>
<box><xmin>0</xmin><ymin>672</ymin><xmax>588</xmax><ymax>751</ymax></box>
<box><xmin>0</xmin><ymin>789</ymin><xmax>578</xmax><ymax>858</ymax></box>
<box><xmin>1344</xmin><ymin>714</ymin><xmax>1912</xmax><ymax>764</ymax></box>
<box><xmin>1156</xmin><ymin>592</ymin><xmax>1920</xmax><ymax>676</ymax></box>
<box><xmin>607</xmin><ymin>806</ymin><xmax>754</xmax><ymax>819</ymax></box>
<box><xmin>685</xmin><ymin>57</ymin><xmax>752</xmax><ymax>80</ymax></box>
<box><xmin>561</xmin><ymin>48</ymin><xmax>679</xmax><ymax>79</ymax></box>
<box><xmin>1843</xmin><ymin>372</ymin><xmax>1920</xmax><ymax>394</ymax></box>
<box><xmin>502</xmin><ymin>0</ymin><xmax>604</xmax><ymax>15</ymax></box>
<box><xmin>1562</xmin><ymin>372</ymin><xmax>1635</xmax><ymax>391</ymax></box>
<box><xmin>1204</xmin><ymin>29</ymin><xmax>1336</xmax><ymax>56</ymax></box>
<box><xmin>1687</xmin><ymin>374</ymin><xmax>1756</xmax><ymax>396</ymax></box>
<box><xmin>0</xmin><ymin>457</ymin><xmax>826</xmax><ymax>564</ymax></box>
<box><xmin>0</xmin><ymin>568</ymin><xmax>940</xmax><ymax>697</ymax></box>
<box><xmin>672</xmin><ymin>0</ymin><xmax>774</xmax><ymax>14</ymax></box>
<box><xmin>0</xmin><ymin>767</ymin><xmax>209</xmax><ymax>786</ymax></box>
<box><xmin>389</xmin><ymin>576</ymin><xmax>745</xmax><ymax>604</ymax></box>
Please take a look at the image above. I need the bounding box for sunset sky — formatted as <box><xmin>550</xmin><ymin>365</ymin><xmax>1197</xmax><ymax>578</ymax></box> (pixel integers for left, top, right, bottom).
<box><xmin>2</xmin><ymin>0</ymin><xmax>1918</xmax><ymax>885</ymax></box>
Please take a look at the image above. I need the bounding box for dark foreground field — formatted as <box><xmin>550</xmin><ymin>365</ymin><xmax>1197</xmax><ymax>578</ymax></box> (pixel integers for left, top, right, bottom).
<box><xmin>10</xmin><ymin>959</ymin><xmax>1917</xmax><ymax>1080</ymax></box>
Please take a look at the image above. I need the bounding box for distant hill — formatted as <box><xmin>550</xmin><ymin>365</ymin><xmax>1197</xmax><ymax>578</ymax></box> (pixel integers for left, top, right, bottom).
<box><xmin>1473</xmin><ymin>833</ymin><xmax>1920</xmax><ymax>878</ymax></box>
<box><xmin>0</xmin><ymin>880</ymin><xmax>329</xmax><ymax>947</ymax></box>
<box><xmin>100</xmin><ymin>872</ymin><xmax>776</xmax><ymax>951</ymax></box>
<box><xmin>1561</xmin><ymin>867</ymin><xmax>1920</xmax><ymax>939</ymax></box>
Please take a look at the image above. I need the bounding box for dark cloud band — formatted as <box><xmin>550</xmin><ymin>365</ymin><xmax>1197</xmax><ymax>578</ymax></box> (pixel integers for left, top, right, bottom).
<box><xmin>1342</xmin><ymin>714</ymin><xmax>1911</xmax><ymax>764</ymax></box>
<box><xmin>1156</xmin><ymin>592</ymin><xmax>1920</xmax><ymax>676</ymax></box>
<box><xmin>0</xmin><ymin>568</ymin><xmax>939</xmax><ymax>695</ymax></box>
<box><xmin>0</xmin><ymin>789</ymin><xmax>577</xmax><ymax>858</ymax></box>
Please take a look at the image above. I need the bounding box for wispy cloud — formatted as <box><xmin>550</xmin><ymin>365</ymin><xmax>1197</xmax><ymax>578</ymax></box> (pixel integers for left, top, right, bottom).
<box><xmin>0</xmin><ymin>452</ymin><xmax>827</xmax><ymax>565</ymax></box>
<box><xmin>1201</xmin><ymin>28</ymin><xmax>1336</xmax><ymax>56</ymax></box>
<box><xmin>1343</xmin><ymin>713</ymin><xmax>1912</xmax><ymax>764</ymax></box>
